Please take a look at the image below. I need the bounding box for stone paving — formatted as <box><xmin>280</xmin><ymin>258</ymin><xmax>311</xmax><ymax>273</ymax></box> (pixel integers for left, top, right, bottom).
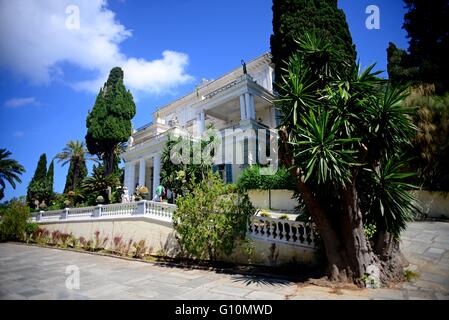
<box><xmin>0</xmin><ymin>221</ymin><xmax>448</xmax><ymax>300</ymax></box>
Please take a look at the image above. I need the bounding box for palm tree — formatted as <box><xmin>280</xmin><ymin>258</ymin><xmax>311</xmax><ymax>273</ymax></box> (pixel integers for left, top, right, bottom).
<box><xmin>82</xmin><ymin>169</ymin><xmax>120</xmax><ymax>204</ymax></box>
<box><xmin>0</xmin><ymin>149</ymin><xmax>25</xmax><ymax>200</ymax></box>
<box><xmin>55</xmin><ymin>140</ymin><xmax>97</xmax><ymax>193</ymax></box>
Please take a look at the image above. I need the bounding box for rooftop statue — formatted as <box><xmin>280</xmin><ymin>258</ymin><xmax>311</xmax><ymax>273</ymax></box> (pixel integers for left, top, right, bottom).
<box><xmin>241</xmin><ymin>59</ymin><xmax>247</xmax><ymax>75</ymax></box>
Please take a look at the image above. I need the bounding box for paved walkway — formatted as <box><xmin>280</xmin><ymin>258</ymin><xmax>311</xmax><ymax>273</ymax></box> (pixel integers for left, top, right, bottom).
<box><xmin>0</xmin><ymin>221</ymin><xmax>448</xmax><ymax>300</ymax></box>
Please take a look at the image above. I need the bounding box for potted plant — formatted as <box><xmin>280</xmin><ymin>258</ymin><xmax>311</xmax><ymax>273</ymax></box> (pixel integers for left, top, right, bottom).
<box><xmin>96</xmin><ymin>195</ymin><xmax>104</xmax><ymax>204</ymax></box>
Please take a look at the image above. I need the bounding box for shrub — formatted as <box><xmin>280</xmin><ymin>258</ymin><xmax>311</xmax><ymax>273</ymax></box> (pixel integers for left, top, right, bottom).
<box><xmin>173</xmin><ymin>173</ymin><xmax>255</xmax><ymax>261</ymax></box>
<box><xmin>237</xmin><ymin>165</ymin><xmax>295</xmax><ymax>191</ymax></box>
<box><xmin>92</xmin><ymin>230</ymin><xmax>108</xmax><ymax>251</ymax></box>
<box><xmin>32</xmin><ymin>228</ymin><xmax>50</xmax><ymax>244</ymax></box>
<box><xmin>278</xmin><ymin>214</ymin><xmax>289</xmax><ymax>220</ymax></box>
<box><xmin>132</xmin><ymin>240</ymin><xmax>148</xmax><ymax>258</ymax></box>
<box><xmin>124</xmin><ymin>239</ymin><xmax>133</xmax><ymax>256</ymax></box>
<box><xmin>112</xmin><ymin>235</ymin><xmax>125</xmax><ymax>254</ymax></box>
<box><xmin>24</xmin><ymin>223</ymin><xmax>38</xmax><ymax>242</ymax></box>
<box><xmin>0</xmin><ymin>201</ymin><xmax>30</xmax><ymax>241</ymax></box>
<box><xmin>50</xmin><ymin>230</ymin><xmax>62</xmax><ymax>245</ymax></box>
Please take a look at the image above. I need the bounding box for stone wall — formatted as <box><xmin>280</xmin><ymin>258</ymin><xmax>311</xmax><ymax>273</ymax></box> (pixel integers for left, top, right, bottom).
<box><xmin>412</xmin><ymin>191</ymin><xmax>449</xmax><ymax>219</ymax></box>
<box><xmin>248</xmin><ymin>189</ymin><xmax>298</xmax><ymax>212</ymax></box>
<box><xmin>38</xmin><ymin>217</ymin><xmax>318</xmax><ymax>267</ymax></box>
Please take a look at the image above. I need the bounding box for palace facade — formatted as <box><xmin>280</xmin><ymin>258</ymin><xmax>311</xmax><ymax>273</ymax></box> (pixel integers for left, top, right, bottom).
<box><xmin>121</xmin><ymin>53</ymin><xmax>278</xmax><ymax>197</ymax></box>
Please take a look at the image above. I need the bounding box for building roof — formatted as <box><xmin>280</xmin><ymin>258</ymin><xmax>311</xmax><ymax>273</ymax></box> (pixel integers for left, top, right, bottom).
<box><xmin>152</xmin><ymin>52</ymin><xmax>272</xmax><ymax>118</ymax></box>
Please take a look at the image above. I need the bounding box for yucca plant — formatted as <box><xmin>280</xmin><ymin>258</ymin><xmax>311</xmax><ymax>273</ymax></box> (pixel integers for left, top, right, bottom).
<box><xmin>360</xmin><ymin>157</ymin><xmax>420</xmax><ymax>238</ymax></box>
<box><xmin>276</xmin><ymin>31</ymin><xmax>419</xmax><ymax>285</ymax></box>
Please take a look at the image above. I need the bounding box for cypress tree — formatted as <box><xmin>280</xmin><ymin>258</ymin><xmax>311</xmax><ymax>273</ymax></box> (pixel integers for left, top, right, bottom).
<box><xmin>26</xmin><ymin>153</ymin><xmax>49</xmax><ymax>206</ymax></box>
<box><xmin>63</xmin><ymin>160</ymin><xmax>87</xmax><ymax>193</ymax></box>
<box><xmin>46</xmin><ymin>160</ymin><xmax>54</xmax><ymax>194</ymax></box>
<box><xmin>270</xmin><ymin>0</ymin><xmax>356</xmax><ymax>80</ymax></box>
<box><xmin>85</xmin><ymin>67</ymin><xmax>136</xmax><ymax>176</ymax></box>
<box><xmin>32</xmin><ymin>154</ymin><xmax>47</xmax><ymax>183</ymax></box>
<box><xmin>387</xmin><ymin>0</ymin><xmax>449</xmax><ymax>93</ymax></box>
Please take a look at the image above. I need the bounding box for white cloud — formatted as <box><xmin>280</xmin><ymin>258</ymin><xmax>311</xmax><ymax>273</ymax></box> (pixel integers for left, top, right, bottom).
<box><xmin>4</xmin><ymin>97</ymin><xmax>40</xmax><ymax>108</ymax></box>
<box><xmin>0</xmin><ymin>0</ymin><xmax>194</xmax><ymax>95</ymax></box>
<box><xmin>13</xmin><ymin>131</ymin><xmax>25</xmax><ymax>138</ymax></box>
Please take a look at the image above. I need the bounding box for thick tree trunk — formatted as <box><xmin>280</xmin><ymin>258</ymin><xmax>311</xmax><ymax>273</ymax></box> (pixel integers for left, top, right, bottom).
<box><xmin>373</xmin><ymin>230</ymin><xmax>408</xmax><ymax>283</ymax></box>
<box><xmin>338</xmin><ymin>183</ymin><xmax>378</xmax><ymax>284</ymax></box>
<box><xmin>104</xmin><ymin>150</ymin><xmax>115</xmax><ymax>176</ymax></box>
<box><xmin>291</xmin><ymin>169</ymin><xmax>347</xmax><ymax>281</ymax></box>
<box><xmin>278</xmin><ymin>127</ymin><xmax>382</xmax><ymax>285</ymax></box>
<box><xmin>71</xmin><ymin>161</ymin><xmax>79</xmax><ymax>191</ymax></box>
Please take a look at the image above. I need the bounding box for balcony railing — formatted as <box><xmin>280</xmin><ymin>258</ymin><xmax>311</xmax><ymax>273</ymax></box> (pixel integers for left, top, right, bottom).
<box><xmin>32</xmin><ymin>200</ymin><xmax>176</xmax><ymax>224</ymax></box>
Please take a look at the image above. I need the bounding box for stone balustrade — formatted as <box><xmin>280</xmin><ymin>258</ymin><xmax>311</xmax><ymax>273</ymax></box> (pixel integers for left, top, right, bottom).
<box><xmin>32</xmin><ymin>201</ymin><xmax>316</xmax><ymax>249</ymax></box>
<box><xmin>32</xmin><ymin>200</ymin><xmax>176</xmax><ymax>224</ymax></box>
<box><xmin>247</xmin><ymin>216</ymin><xmax>316</xmax><ymax>249</ymax></box>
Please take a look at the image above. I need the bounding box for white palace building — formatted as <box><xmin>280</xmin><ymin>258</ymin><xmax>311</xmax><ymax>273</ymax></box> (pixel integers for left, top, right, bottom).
<box><xmin>121</xmin><ymin>53</ymin><xmax>279</xmax><ymax>198</ymax></box>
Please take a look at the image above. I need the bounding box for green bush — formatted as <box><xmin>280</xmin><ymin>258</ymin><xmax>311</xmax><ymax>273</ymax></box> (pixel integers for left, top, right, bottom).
<box><xmin>173</xmin><ymin>173</ymin><xmax>255</xmax><ymax>261</ymax></box>
<box><xmin>0</xmin><ymin>201</ymin><xmax>30</xmax><ymax>241</ymax></box>
<box><xmin>237</xmin><ymin>165</ymin><xmax>295</xmax><ymax>190</ymax></box>
<box><xmin>25</xmin><ymin>222</ymin><xmax>38</xmax><ymax>236</ymax></box>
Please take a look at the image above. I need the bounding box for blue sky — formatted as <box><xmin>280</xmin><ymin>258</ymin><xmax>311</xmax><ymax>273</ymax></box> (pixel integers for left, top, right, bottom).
<box><xmin>0</xmin><ymin>0</ymin><xmax>409</xmax><ymax>201</ymax></box>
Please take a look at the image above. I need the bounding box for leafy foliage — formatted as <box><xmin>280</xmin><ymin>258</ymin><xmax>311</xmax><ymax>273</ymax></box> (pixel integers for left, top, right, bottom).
<box><xmin>81</xmin><ymin>165</ymin><xmax>120</xmax><ymax>205</ymax></box>
<box><xmin>359</xmin><ymin>157</ymin><xmax>419</xmax><ymax>237</ymax></box>
<box><xmin>161</xmin><ymin>133</ymin><xmax>216</xmax><ymax>196</ymax></box>
<box><xmin>55</xmin><ymin>140</ymin><xmax>93</xmax><ymax>193</ymax></box>
<box><xmin>0</xmin><ymin>149</ymin><xmax>25</xmax><ymax>201</ymax></box>
<box><xmin>0</xmin><ymin>200</ymin><xmax>30</xmax><ymax>241</ymax></box>
<box><xmin>173</xmin><ymin>173</ymin><xmax>255</xmax><ymax>261</ymax></box>
<box><xmin>276</xmin><ymin>31</ymin><xmax>419</xmax><ymax>241</ymax></box>
<box><xmin>387</xmin><ymin>0</ymin><xmax>449</xmax><ymax>94</ymax></box>
<box><xmin>46</xmin><ymin>160</ymin><xmax>54</xmax><ymax>195</ymax></box>
<box><xmin>270</xmin><ymin>0</ymin><xmax>356</xmax><ymax>81</ymax></box>
<box><xmin>85</xmin><ymin>67</ymin><xmax>136</xmax><ymax>175</ymax></box>
<box><xmin>237</xmin><ymin>165</ymin><xmax>295</xmax><ymax>190</ymax></box>
<box><xmin>405</xmin><ymin>89</ymin><xmax>449</xmax><ymax>190</ymax></box>
<box><xmin>26</xmin><ymin>153</ymin><xmax>53</xmax><ymax>208</ymax></box>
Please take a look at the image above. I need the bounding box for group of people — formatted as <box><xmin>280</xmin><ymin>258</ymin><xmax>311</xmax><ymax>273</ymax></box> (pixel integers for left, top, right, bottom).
<box><xmin>121</xmin><ymin>185</ymin><xmax>175</xmax><ymax>204</ymax></box>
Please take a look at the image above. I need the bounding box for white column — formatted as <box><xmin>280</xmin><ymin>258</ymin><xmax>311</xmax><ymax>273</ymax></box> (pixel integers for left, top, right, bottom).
<box><xmin>245</xmin><ymin>93</ymin><xmax>255</xmax><ymax>120</ymax></box>
<box><xmin>245</xmin><ymin>93</ymin><xmax>251</xmax><ymax>120</ymax></box>
<box><xmin>270</xmin><ymin>106</ymin><xmax>277</xmax><ymax>127</ymax></box>
<box><xmin>239</xmin><ymin>94</ymin><xmax>247</xmax><ymax>120</ymax></box>
<box><xmin>250</xmin><ymin>94</ymin><xmax>256</xmax><ymax>119</ymax></box>
<box><xmin>152</xmin><ymin>153</ymin><xmax>161</xmax><ymax>197</ymax></box>
<box><xmin>267</xmin><ymin>67</ymin><xmax>274</xmax><ymax>92</ymax></box>
<box><xmin>125</xmin><ymin>162</ymin><xmax>136</xmax><ymax>196</ymax></box>
<box><xmin>138</xmin><ymin>158</ymin><xmax>146</xmax><ymax>187</ymax></box>
<box><xmin>198</xmin><ymin>111</ymin><xmax>205</xmax><ymax>135</ymax></box>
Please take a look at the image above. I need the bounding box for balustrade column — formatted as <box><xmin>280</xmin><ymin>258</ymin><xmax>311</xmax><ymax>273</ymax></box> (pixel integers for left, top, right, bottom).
<box><xmin>94</xmin><ymin>204</ymin><xmax>103</xmax><ymax>218</ymax></box>
<box><xmin>136</xmin><ymin>200</ymin><xmax>146</xmax><ymax>215</ymax></box>
<box><xmin>63</xmin><ymin>208</ymin><xmax>69</xmax><ymax>220</ymax></box>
